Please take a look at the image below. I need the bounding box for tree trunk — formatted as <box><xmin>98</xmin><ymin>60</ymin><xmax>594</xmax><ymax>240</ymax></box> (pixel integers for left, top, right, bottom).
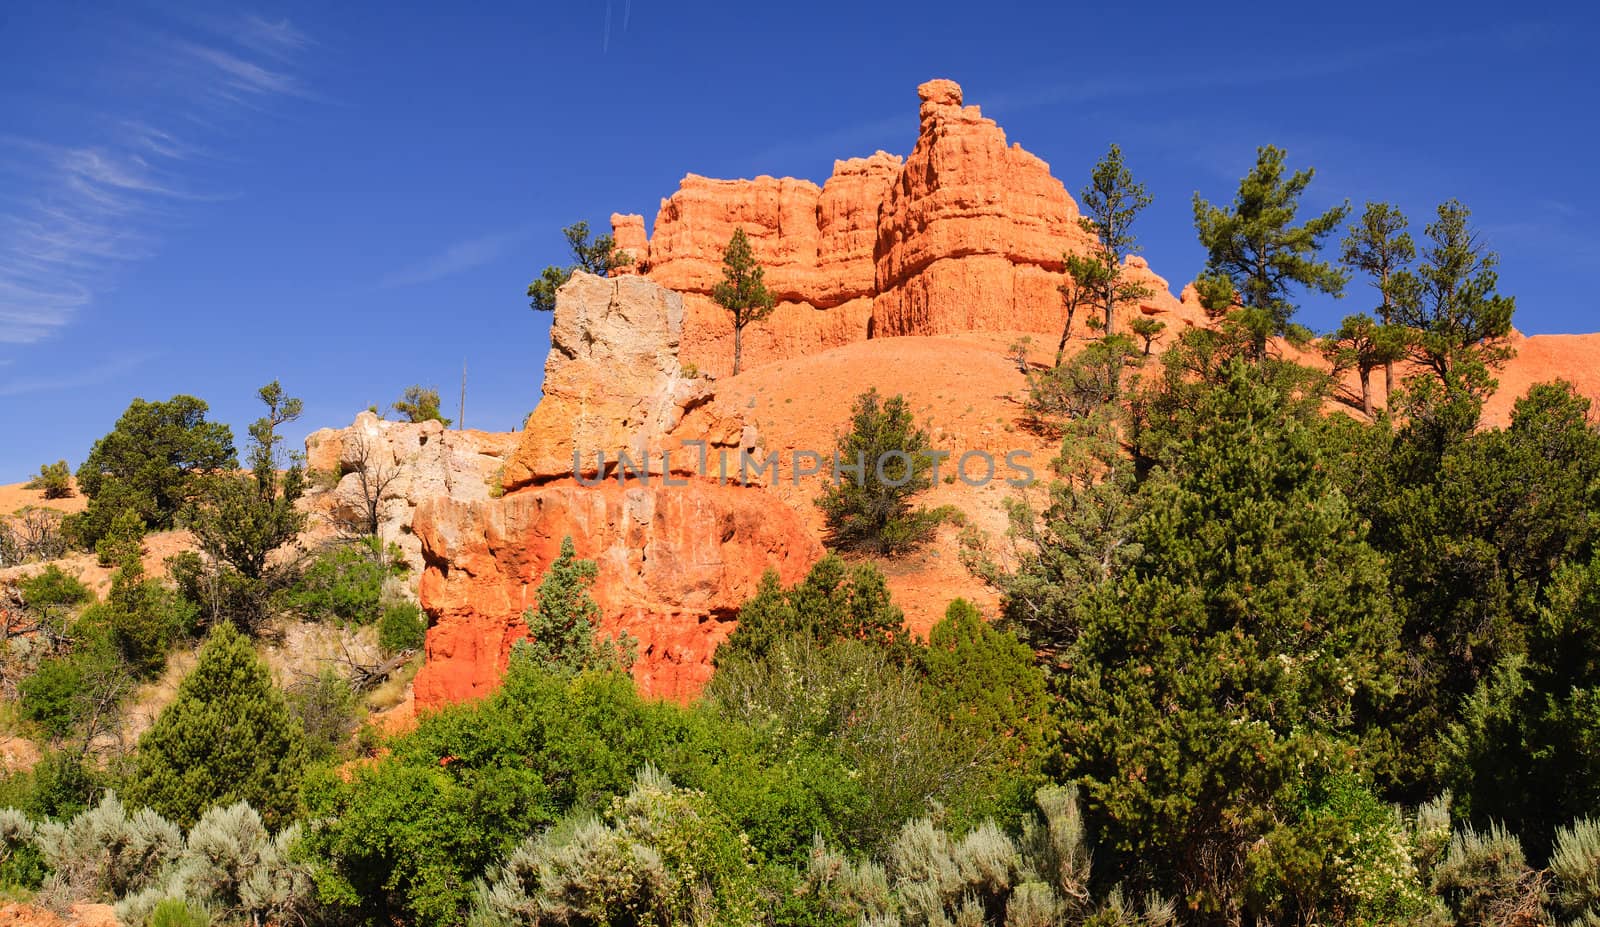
<box><xmin>1384</xmin><ymin>361</ymin><xmax>1395</xmax><ymax>408</ymax></box>
<box><xmin>1359</xmin><ymin>367</ymin><xmax>1374</xmax><ymax>418</ymax></box>
<box><xmin>733</xmin><ymin>322</ymin><xmax>744</xmax><ymax>376</ymax></box>
<box><xmin>1055</xmin><ymin>309</ymin><xmax>1076</xmax><ymax>367</ymax></box>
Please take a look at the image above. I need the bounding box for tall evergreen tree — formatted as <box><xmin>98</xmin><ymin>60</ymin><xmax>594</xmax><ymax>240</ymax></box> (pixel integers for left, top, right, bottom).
<box><xmin>1390</xmin><ymin>199</ymin><xmax>1515</xmax><ymax>399</ymax></box>
<box><xmin>126</xmin><ymin>622</ymin><xmax>306</xmax><ymax>829</ymax></box>
<box><xmin>711</xmin><ymin>228</ymin><xmax>776</xmax><ymax>376</ymax></box>
<box><xmin>1075</xmin><ymin>144</ymin><xmax>1155</xmax><ymax>339</ymax></box>
<box><xmin>1059</xmin><ymin>362</ymin><xmax>1399</xmax><ymax>920</ymax></box>
<box><xmin>1193</xmin><ymin>146</ymin><xmax>1350</xmax><ymax>357</ymax></box>
<box><xmin>1341</xmin><ymin>201</ymin><xmax>1415</xmax><ymax>401</ymax></box>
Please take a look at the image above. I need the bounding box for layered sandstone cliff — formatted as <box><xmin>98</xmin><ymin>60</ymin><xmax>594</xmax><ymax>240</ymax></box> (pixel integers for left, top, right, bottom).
<box><xmin>412</xmin><ymin>272</ymin><xmax>822</xmax><ymax>706</ymax></box>
<box><xmin>612</xmin><ymin>78</ymin><xmax>1207</xmax><ymax>375</ymax></box>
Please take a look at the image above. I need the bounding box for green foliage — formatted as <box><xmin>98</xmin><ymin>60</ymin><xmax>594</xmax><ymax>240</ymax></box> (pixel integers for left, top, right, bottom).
<box><xmin>0</xmin><ymin>750</ymin><xmax>102</xmax><ymax>822</ymax></box>
<box><xmin>1073</xmin><ymin>143</ymin><xmax>1155</xmax><ymax>339</ymax></box>
<box><xmin>1391</xmin><ymin>199</ymin><xmax>1516</xmax><ymax>397</ymax></box>
<box><xmin>24</xmin><ymin>461</ymin><xmax>72</xmax><ymax>499</ymax></box>
<box><xmin>1244</xmin><ymin>773</ymin><xmax>1435</xmax><ymax>926</ymax></box>
<box><xmin>377</xmin><ymin>601</ymin><xmax>427</xmax><ymax>655</ymax></box>
<box><xmin>817</xmin><ymin>389</ymin><xmax>940</xmax><ymax>555</ymax></box>
<box><xmin>1128</xmin><ymin>316</ymin><xmax>1165</xmax><ymax>355</ymax></box>
<box><xmin>70</xmin><ymin>395</ymin><xmax>236</xmax><ymax>546</ymax></box>
<box><xmin>469</xmin><ymin>767</ymin><xmax>761</xmax><ymax>927</ymax></box>
<box><xmin>514</xmin><ymin>536</ymin><xmax>635</xmax><ymax>675</ymax></box>
<box><xmin>1321</xmin><ymin>312</ymin><xmax>1411</xmax><ymax>417</ymax></box>
<box><xmin>1193</xmin><ymin>145</ymin><xmax>1350</xmax><ymax>355</ymax></box>
<box><xmin>1027</xmin><ymin>334</ymin><xmax>1140</xmax><ymax>424</ymax></box>
<box><xmin>921</xmin><ymin>599</ymin><xmax>1056</xmax><ymax>776</ymax></box>
<box><xmin>392</xmin><ymin>384</ymin><xmax>453</xmax><ymax>426</ymax></box>
<box><xmin>16</xmin><ymin>565</ymin><xmax>92</xmax><ymax>612</ymax></box>
<box><xmin>19</xmin><ymin>628</ymin><xmax>128</xmax><ymax>745</ymax></box>
<box><xmin>145</xmin><ymin>898</ymin><xmax>212</xmax><ymax>927</ymax></box>
<box><xmin>278</xmin><ymin>538</ymin><xmax>405</xmax><ymax>626</ymax></box>
<box><xmin>527</xmin><ymin>221</ymin><xmax>634</xmax><ymax>312</ymax></box>
<box><xmin>181</xmin><ymin>382</ymin><xmax>308</xmax><ymax>633</ymax></box>
<box><xmin>1056</xmin><ymin>362</ymin><xmax>1400</xmax><ymax>918</ymax></box>
<box><xmin>711</xmin><ymin>227</ymin><xmax>776</xmax><ymax>375</ymax></box>
<box><xmin>717</xmin><ymin>553</ymin><xmax>909</xmax><ymax>667</ymax></box>
<box><xmin>94</xmin><ymin>508</ymin><xmax>146</xmax><ymax>568</ymax></box>
<box><xmin>92</xmin><ymin>556</ymin><xmax>194</xmax><ymax>678</ymax></box>
<box><xmin>125</xmin><ymin>623</ymin><xmax>306</xmax><ymax>829</ymax></box>
<box><xmin>287</xmin><ymin>669</ymin><xmax>362</xmax><ymax>762</ymax></box>
<box><xmin>1057</xmin><ymin>252</ymin><xmax>1111</xmax><ymax>361</ymax></box>
<box><xmin>1344</xmin><ymin>381</ymin><xmax>1600</xmax><ymax>800</ymax></box>
<box><xmin>707</xmin><ymin>636</ymin><xmax>1003</xmax><ymax>849</ymax></box>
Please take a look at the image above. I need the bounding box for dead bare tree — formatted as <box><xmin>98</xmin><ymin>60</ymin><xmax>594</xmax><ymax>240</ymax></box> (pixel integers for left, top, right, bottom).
<box><xmin>339</xmin><ymin>432</ymin><xmax>402</xmax><ymax>540</ymax></box>
<box><xmin>0</xmin><ymin>507</ymin><xmax>68</xmax><ymax>565</ymax></box>
<box><xmin>333</xmin><ymin>635</ymin><xmax>414</xmax><ymax>692</ymax></box>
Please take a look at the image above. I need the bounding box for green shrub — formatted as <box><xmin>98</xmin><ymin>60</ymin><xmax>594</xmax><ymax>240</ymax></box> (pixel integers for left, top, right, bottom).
<box><xmin>514</xmin><ymin>536</ymin><xmax>634</xmax><ymax>675</ymax></box>
<box><xmin>146</xmin><ymin>898</ymin><xmax>211</xmax><ymax>927</ymax></box>
<box><xmin>95</xmin><ymin>509</ymin><xmax>146</xmax><ymax>568</ymax></box>
<box><xmin>469</xmin><ymin>767</ymin><xmax>760</xmax><ymax>927</ymax></box>
<box><xmin>125</xmin><ymin>623</ymin><xmax>306</xmax><ymax>829</ymax></box>
<box><xmin>18</xmin><ymin>658</ymin><xmax>86</xmax><ymax>740</ymax></box>
<box><xmin>392</xmin><ymin>385</ymin><xmax>452</xmax><ymax>425</ymax></box>
<box><xmin>16</xmin><ymin>566</ymin><xmax>92</xmax><ymax>612</ymax></box>
<box><xmin>715</xmin><ymin>554</ymin><xmax>910</xmax><ymax>668</ymax></box>
<box><xmin>24</xmin><ymin>461</ymin><xmax>73</xmax><ymax>499</ymax></box>
<box><xmin>287</xmin><ymin>669</ymin><xmax>362</xmax><ymax>762</ymax></box>
<box><xmin>377</xmin><ymin>602</ymin><xmax>427</xmax><ymax>654</ymax></box>
<box><xmin>92</xmin><ymin>558</ymin><xmax>194</xmax><ymax>678</ymax></box>
<box><xmin>278</xmin><ymin>538</ymin><xmax>404</xmax><ymax>626</ymax></box>
<box><xmin>817</xmin><ymin>389</ymin><xmax>940</xmax><ymax>555</ymax></box>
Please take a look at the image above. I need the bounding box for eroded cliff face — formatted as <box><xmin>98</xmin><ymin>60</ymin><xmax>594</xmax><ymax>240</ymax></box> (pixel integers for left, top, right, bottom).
<box><xmin>612</xmin><ymin>78</ymin><xmax>1208</xmax><ymax>375</ymax></box>
<box><xmin>412</xmin><ymin>271</ymin><xmax>821</xmax><ymax>707</ymax></box>
<box><xmin>412</xmin><ymin>480</ymin><xmax>820</xmax><ymax>705</ymax></box>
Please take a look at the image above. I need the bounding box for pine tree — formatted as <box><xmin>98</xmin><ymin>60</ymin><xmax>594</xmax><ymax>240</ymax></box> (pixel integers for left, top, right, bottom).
<box><xmin>1076</xmin><ymin>144</ymin><xmax>1155</xmax><ymax>339</ymax></box>
<box><xmin>1193</xmin><ymin>146</ymin><xmax>1350</xmax><ymax>357</ymax></box>
<box><xmin>515</xmin><ymin>535</ymin><xmax>635</xmax><ymax>675</ymax></box>
<box><xmin>1059</xmin><ymin>362</ymin><xmax>1399</xmax><ymax>918</ymax></box>
<box><xmin>391</xmin><ymin>385</ymin><xmax>451</xmax><ymax>426</ymax></box>
<box><xmin>1390</xmin><ymin>199</ymin><xmax>1515</xmax><ymax>398</ymax></box>
<box><xmin>1340</xmin><ymin>201</ymin><xmax>1415</xmax><ymax>401</ymax></box>
<box><xmin>711</xmin><ymin>228</ymin><xmax>776</xmax><ymax>376</ymax></box>
<box><xmin>126</xmin><ymin>622</ymin><xmax>306</xmax><ymax>829</ymax></box>
<box><xmin>1057</xmin><ymin>254</ymin><xmax>1110</xmax><ymax>365</ymax></box>
<box><xmin>817</xmin><ymin>389</ymin><xmax>938</xmax><ymax>555</ymax></box>
<box><xmin>1320</xmin><ymin>313</ymin><xmax>1411</xmax><ymax>417</ymax></box>
<box><xmin>526</xmin><ymin>221</ymin><xmax>633</xmax><ymax>313</ymax></box>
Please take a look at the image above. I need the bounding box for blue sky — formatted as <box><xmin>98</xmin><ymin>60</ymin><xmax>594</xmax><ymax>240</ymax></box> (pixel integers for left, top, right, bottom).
<box><xmin>1</xmin><ymin>1</ymin><xmax>1596</xmax><ymax>480</ymax></box>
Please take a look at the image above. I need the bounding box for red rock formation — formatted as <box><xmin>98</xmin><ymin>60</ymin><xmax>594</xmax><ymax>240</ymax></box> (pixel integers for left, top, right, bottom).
<box><xmin>412</xmin><ymin>478</ymin><xmax>822</xmax><ymax>706</ymax></box>
<box><xmin>612</xmin><ymin>78</ymin><xmax>1205</xmax><ymax>375</ymax></box>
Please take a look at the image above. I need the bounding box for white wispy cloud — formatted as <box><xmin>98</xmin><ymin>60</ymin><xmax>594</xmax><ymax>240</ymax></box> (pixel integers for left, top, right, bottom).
<box><xmin>0</xmin><ymin>12</ymin><xmax>314</xmax><ymax>345</ymax></box>
<box><xmin>381</xmin><ymin>228</ymin><xmax>532</xmax><ymax>288</ymax></box>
